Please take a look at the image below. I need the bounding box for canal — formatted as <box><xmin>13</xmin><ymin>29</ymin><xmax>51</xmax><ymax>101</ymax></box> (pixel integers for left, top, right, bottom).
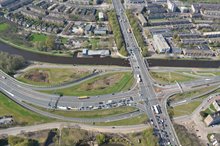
<box><xmin>0</xmin><ymin>42</ymin><xmax>220</xmax><ymax>68</ymax></box>
<box><xmin>0</xmin><ymin>42</ymin><xmax>130</xmax><ymax>66</ymax></box>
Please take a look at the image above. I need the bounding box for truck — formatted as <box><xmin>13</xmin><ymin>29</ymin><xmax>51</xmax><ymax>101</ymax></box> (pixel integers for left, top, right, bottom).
<box><xmin>127</xmin><ymin>28</ymin><xmax>131</xmax><ymax>33</ymax></box>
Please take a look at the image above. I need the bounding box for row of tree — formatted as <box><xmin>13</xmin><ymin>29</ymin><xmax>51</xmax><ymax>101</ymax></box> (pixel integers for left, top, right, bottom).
<box><xmin>0</xmin><ymin>51</ymin><xmax>26</xmax><ymax>74</ymax></box>
<box><xmin>108</xmin><ymin>10</ymin><xmax>128</xmax><ymax>56</ymax></box>
<box><xmin>126</xmin><ymin>10</ymin><xmax>148</xmax><ymax>57</ymax></box>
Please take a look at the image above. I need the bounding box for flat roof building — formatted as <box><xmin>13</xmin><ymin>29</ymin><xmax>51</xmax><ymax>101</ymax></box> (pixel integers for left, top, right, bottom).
<box><xmin>153</xmin><ymin>34</ymin><xmax>170</xmax><ymax>53</ymax></box>
<box><xmin>204</xmin><ymin>111</ymin><xmax>220</xmax><ymax>126</ymax></box>
<box><xmin>82</xmin><ymin>49</ymin><xmax>110</xmax><ymax>56</ymax></box>
<box><xmin>137</xmin><ymin>13</ymin><xmax>147</xmax><ymax>26</ymax></box>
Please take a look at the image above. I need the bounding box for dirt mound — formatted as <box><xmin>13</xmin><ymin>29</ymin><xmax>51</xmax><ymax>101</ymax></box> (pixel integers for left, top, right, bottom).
<box><xmin>24</xmin><ymin>70</ymin><xmax>49</xmax><ymax>83</ymax></box>
<box><xmin>83</xmin><ymin>74</ymin><xmax>123</xmax><ymax>91</ymax></box>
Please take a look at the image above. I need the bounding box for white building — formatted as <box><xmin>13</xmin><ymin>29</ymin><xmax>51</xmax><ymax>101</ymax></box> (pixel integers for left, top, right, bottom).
<box><xmin>82</xmin><ymin>49</ymin><xmax>110</xmax><ymax>56</ymax></box>
<box><xmin>153</xmin><ymin>34</ymin><xmax>170</xmax><ymax>53</ymax></box>
<box><xmin>167</xmin><ymin>0</ymin><xmax>176</xmax><ymax>12</ymax></box>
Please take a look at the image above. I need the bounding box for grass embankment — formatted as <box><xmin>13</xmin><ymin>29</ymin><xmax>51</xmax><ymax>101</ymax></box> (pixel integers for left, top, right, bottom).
<box><xmin>150</xmin><ymin>71</ymin><xmax>196</xmax><ymax>84</ymax></box>
<box><xmin>0</xmin><ymin>93</ymin><xmax>53</xmax><ymax>125</ymax></box>
<box><xmin>95</xmin><ymin>114</ymin><xmax>148</xmax><ymax>126</ymax></box>
<box><xmin>17</xmin><ymin>68</ymin><xmax>90</xmax><ymax>86</ymax></box>
<box><xmin>173</xmin><ymin>101</ymin><xmax>202</xmax><ymax>117</ymax></box>
<box><xmin>169</xmin><ymin>85</ymin><xmax>217</xmax><ymax>102</ymax></box>
<box><xmin>0</xmin><ymin>23</ymin><xmax>9</xmax><ymax>32</ymax></box>
<box><xmin>41</xmin><ymin>72</ymin><xmax>134</xmax><ymax>96</ymax></box>
<box><xmin>30</xmin><ymin>103</ymin><xmax>137</xmax><ymax>119</ymax></box>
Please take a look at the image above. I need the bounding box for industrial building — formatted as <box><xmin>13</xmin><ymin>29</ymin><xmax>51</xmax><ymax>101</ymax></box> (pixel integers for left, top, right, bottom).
<box><xmin>204</xmin><ymin>111</ymin><xmax>220</xmax><ymax>126</ymax></box>
<box><xmin>153</xmin><ymin>34</ymin><xmax>170</xmax><ymax>53</ymax></box>
<box><xmin>82</xmin><ymin>49</ymin><xmax>110</xmax><ymax>57</ymax></box>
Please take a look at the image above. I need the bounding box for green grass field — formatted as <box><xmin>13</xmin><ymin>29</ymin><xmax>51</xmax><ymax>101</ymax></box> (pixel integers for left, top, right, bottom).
<box><xmin>0</xmin><ymin>23</ymin><xmax>9</xmax><ymax>32</ymax></box>
<box><xmin>42</xmin><ymin>72</ymin><xmax>134</xmax><ymax>96</ymax></box>
<box><xmin>173</xmin><ymin>101</ymin><xmax>202</xmax><ymax>117</ymax></box>
<box><xmin>169</xmin><ymin>86</ymin><xmax>216</xmax><ymax>102</ymax></box>
<box><xmin>150</xmin><ymin>71</ymin><xmax>195</xmax><ymax>84</ymax></box>
<box><xmin>0</xmin><ymin>93</ymin><xmax>53</xmax><ymax>125</ymax></box>
<box><xmin>29</xmin><ymin>33</ymin><xmax>48</xmax><ymax>42</ymax></box>
<box><xmin>95</xmin><ymin>114</ymin><xmax>148</xmax><ymax>126</ymax></box>
<box><xmin>17</xmin><ymin>68</ymin><xmax>90</xmax><ymax>86</ymax></box>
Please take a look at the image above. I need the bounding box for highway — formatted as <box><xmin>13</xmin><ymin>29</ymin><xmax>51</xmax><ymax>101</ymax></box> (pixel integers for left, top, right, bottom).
<box><xmin>111</xmin><ymin>0</ymin><xmax>180</xmax><ymax>145</ymax></box>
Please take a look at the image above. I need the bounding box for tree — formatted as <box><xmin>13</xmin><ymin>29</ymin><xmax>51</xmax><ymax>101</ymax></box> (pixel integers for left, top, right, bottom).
<box><xmin>45</xmin><ymin>36</ymin><xmax>56</xmax><ymax>50</ymax></box>
<box><xmin>96</xmin><ymin>134</ymin><xmax>106</xmax><ymax>145</ymax></box>
<box><xmin>142</xmin><ymin>47</ymin><xmax>148</xmax><ymax>57</ymax></box>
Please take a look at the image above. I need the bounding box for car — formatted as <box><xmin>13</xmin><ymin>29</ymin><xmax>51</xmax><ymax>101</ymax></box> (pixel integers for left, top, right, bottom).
<box><xmin>1</xmin><ymin>76</ymin><xmax>6</xmax><ymax>79</ymax></box>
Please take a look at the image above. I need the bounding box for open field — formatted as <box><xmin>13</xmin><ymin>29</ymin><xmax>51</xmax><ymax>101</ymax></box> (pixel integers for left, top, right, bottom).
<box><xmin>32</xmin><ymin>105</ymin><xmax>137</xmax><ymax>119</ymax></box>
<box><xmin>17</xmin><ymin>68</ymin><xmax>91</xmax><ymax>86</ymax></box>
<box><xmin>0</xmin><ymin>93</ymin><xmax>53</xmax><ymax>125</ymax></box>
<box><xmin>173</xmin><ymin>101</ymin><xmax>202</xmax><ymax>117</ymax></box>
<box><xmin>82</xmin><ymin>38</ymin><xmax>114</xmax><ymax>50</ymax></box>
<box><xmin>42</xmin><ymin>72</ymin><xmax>134</xmax><ymax>96</ymax></box>
<box><xmin>169</xmin><ymin>86</ymin><xmax>216</xmax><ymax>102</ymax></box>
<box><xmin>0</xmin><ymin>23</ymin><xmax>9</xmax><ymax>32</ymax></box>
<box><xmin>150</xmin><ymin>71</ymin><xmax>196</xmax><ymax>84</ymax></box>
<box><xmin>128</xmin><ymin>128</ymin><xmax>159</xmax><ymax>146</ymax></box>
<box><xmin>29</xmin><ymin>33</ymin><xmax>48</xmax><ymax>42</ymax></box>
<box><xmin>95</xmin><ymin>114</ymin><xmax>148</xmax><ymax>126</ymax></box>
<box><xmin>174</xmin><ymin>124</ymin><xmax>201</xmax><ymax>146</ymax></box>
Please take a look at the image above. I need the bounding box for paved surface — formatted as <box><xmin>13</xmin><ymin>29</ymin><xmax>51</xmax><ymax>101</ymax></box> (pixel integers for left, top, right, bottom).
<box><xmin>111</xmin><ymin>1</ymin><xmax>180</xmax><ymax>145</ymax></box>
<box><xmin>0</xmin><ymin>122</ymin><xmax>149</xmax><ymax>136</ymax></box>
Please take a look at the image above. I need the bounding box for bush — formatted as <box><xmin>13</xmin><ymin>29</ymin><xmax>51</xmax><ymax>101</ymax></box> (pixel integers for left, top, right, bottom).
<box><xmin>96</xmin><ymin>134</ymin><xmax>106</xmax><ymax>145</ymax></box>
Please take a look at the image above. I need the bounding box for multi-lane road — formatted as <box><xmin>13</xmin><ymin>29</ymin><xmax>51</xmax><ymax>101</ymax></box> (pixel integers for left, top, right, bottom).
<box><xmin>1</xmin><ymin>1</ymin><xmax>220</xmax><ymax>145</ymax></box>
<box><xmin>111</xmin><ymin>0</ymin><xmax>180</xmax><ymax>145</ymax></box>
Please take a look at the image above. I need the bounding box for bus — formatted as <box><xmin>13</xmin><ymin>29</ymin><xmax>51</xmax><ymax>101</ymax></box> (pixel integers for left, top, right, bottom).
<box><xmin>152</xmin><ymin>104</ymin><xmax>161</xmax><ymax>114</ymax></box>
<box><xmin>78</xmin><ymin>96</ymin><xmax>89</xmax><ymax>99</ymax></box>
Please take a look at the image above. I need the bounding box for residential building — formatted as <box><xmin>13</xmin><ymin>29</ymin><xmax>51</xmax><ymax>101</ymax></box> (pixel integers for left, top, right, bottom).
<box><xmin>94</xmin><ymin>27</ymin><xmax>107</xmax><ymax>35</ymax></box>
<box><xmin>69</xmin><ymin>0</ymin><xmax>90</xmax><ymax>5</ymax></box>
<box><xmin>125</xmin><ymin>0</ymin><xmax>145</xmax><ymax>4</ymax></box>
<box><xmin>21</xmin><ymin>10</ymin><xmax>42</xmax><ymax>20</ymax></box>
<box><xmin>98</xmin><ymin>12</ymin><xmax>104</xmax><ymax>21</ymax></box>
<box><xmin>0</xmin><ymin>0</ymin><xmax>17</xmax><ymax>8</ymax></box>
<box><xmin>203</xmin><ymin>31</ymin><xmax>220</xmax><ymax>38</ymax></box>
<box><xmin>204</xmin><ymin>111</ymin><xmax>220</xmax><ymax>126</ymax></box>
<box><xmin>42</xmin><ymin>16</ymin><xmax>65</xmax><ymax>25</ymax></box>
<box><xmin>213</xmin><ymin>100</ymin><xmax>220</xmax><ymax>112</ymax></box>
<box><xmin>153</xmin><ymin>34</ymin><xmax>170</xmax><ymax>53</ymax></box>
<box><xmin>167</xmin><ymin>0</ymin><xmax>177</xmax><ymax>12</ymax></box>
<box><xmin>182</xmin><ymin>45</ymin><xmax>213</xmax><ymax>57</ymax></box>
<box><xmin>137</xmin><ymin>13</ymin><xmax>147</xmax><ymax>26</ymax></box>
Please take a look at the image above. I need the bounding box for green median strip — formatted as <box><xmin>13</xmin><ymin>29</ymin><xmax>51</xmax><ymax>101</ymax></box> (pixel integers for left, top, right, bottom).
<box><xmin>29</xmin><ymin>104</ymin><xmax>138</xmax><ymax>119</ymax></box>
<box><xmin>95</xmin><ymin>114</ymin><xmax>148</xmax><ymax>126</ymax></box>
